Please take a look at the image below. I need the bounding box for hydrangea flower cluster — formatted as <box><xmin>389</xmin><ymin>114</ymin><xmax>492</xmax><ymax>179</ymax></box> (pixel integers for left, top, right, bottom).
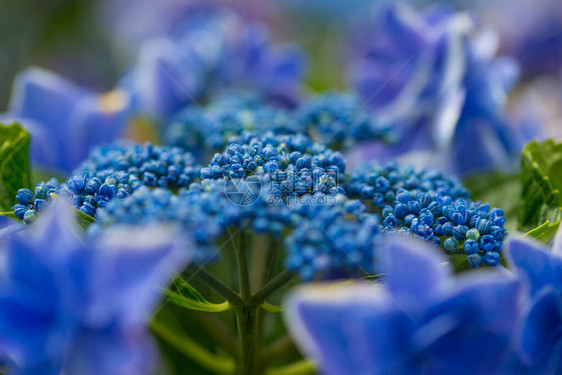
<box><xmin>347</xmin><ymin>162</ymin><xmax>508</xmax><ymax>267</ymax></box>
<box><xmin>12</xmin><ymin>142</ymin><xmax>200</xmax><ymax>221</ymax></box>
<box><xmin>201</xmin><ymin>132</ymin><xmax>346</xmax><ymax>197</ymax></box>
<box><xmin>347</xmin><ymin>3</ymin><xmax>526</xmax><ymax>175</ymax></box>
<box><xmin>284</xmin><ymin>196</ymin><xmax>381</xmax><ymax>280</ymax></box>
<box><xmin>165</xmin><ymin>93</ymin><xmax>394</xmax><ymax>159</ymax></box>
<box><xmin>11</xmin><ymin>179</ymin><xmax>59</xmax><ymax>223</ymax></box>
<box><xmin>76</xmin><ymin>142</ymin><xmax>199</xmax><ymax>189</ymax></box>
<box><xmin>166</xmin><ymin>93</ymin><xmax>301</xmax><ymax>160</ymax></box>
<box><xmin>93</xmin><ymin>185</ymin><xmax>230</xmax><ymax>262</ymax></box>
<box><xmin>122</xmin><ymin>8</ymin><xmax>306</xmax><ymax>123</ymax></box>
<box><xmin>294</xmin><ymin>93</ymin><xmax>393</xmax><ymax>150</ymax></box>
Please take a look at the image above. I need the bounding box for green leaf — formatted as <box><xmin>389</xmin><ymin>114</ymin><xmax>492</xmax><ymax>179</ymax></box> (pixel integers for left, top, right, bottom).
<box><xmin>463</xmin><ymin>172</ymin><xmax>521</xmax><ymax>235</ymax></box>
<box><xmin>520</xmin><ymin>139</ymin><xmax>562</xmax><ymax>241</ymax></box>
<box><xmin>165</xmin><ymin>275</ymin><xmax>232</xmax><ymax>313</ymax></box>
<box><xmin>0</xmin><ymin>122</ymin><xmax>31</xmax><ymax>213</ymax></box>
<box><xmin>523</xmin><ymin>220</ymin><xmax>561</xmax><ymax>243</ymax></box>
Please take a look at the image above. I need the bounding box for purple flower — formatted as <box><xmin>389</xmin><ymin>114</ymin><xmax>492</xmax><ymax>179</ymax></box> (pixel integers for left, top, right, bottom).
<box><xmin>0</xmin><ymin>203</ymin><xmax>189</xmax><ymax>375</ymax></box>
<box><xmin>1</xmin><ymin>67</ymin><xmax>131</xmax><ymax>174</ymax></box>
<box><xmin>121</xmin><ymin>7</ymin><xmax>306</xmax><ymax>124</ymax></box>
<box><xmin>285</xmin><ymin>237</ymin><xmax>521</xmax><ymax>374</ymax></box>
<box><xmin>508</xmin><ymin>237</ymin><xmax>562</xmax><ymax>373</ymax></box>
<box><xmin>346</xmin><ymin>3</ymin><xmax>530</xmax><ymax>174</ymax></box>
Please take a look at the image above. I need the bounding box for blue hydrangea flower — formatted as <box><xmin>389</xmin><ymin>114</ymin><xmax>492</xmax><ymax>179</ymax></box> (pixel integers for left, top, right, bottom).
<box><xmin>1</xmin><ymin>67</ymin><xmax>131</xmax><ymax>174</ymax></box>
<box><xmin>285</xmin><ymin>237</ymin><xmax>521</xmax><ymax>375</ymax></box>
<box><xmin>0</xmin><ymin>203</ymin><xmax>189</xmax><ymax>375</ymax></box>
<box><xmin>346</xmin><ymin>3</ymin><xmax>529</xmax><ymax>174</ymax></box>
<box><xmin>493</xmin><ymin>0</ymin><xmax>562</xmax><ymax>77</ymax></box>
<box><xmin>284</xmin><ymin>195</ymin><xmax>382</xmax><ymax>280</ymax></box>
<box><xmin>165</xmin><ymin>92</ymin><xmax>301</xmax><ymax>159</ymax></box>
<box><xmin>76</xmin><ymin>142</ymin><xmax>200</xmax><ymax>190</ymax></box>
<box><xmin>13</xmin><ymin>142</ymin><xmax>200</xmax><ymax>221</ymax></box>
<box><xmin>121</xmin><ymin>8</ymin><xmax>306</xmax><ymax>124</ymax></box>
<box><xmin>294</xmin><ymin>93</ymin><xmax>393</xmax><ymax>150</ymax></box>
<box><xmin>508</xmin><ymin>237</ymin><xmax>562</xmax><ymax>373</ymax></box>
<box><xmin>346</xmin><ymin>161</ymin><xmax>507</xmax><ymax>267</ymax></box>
<box><xmin>201</xmin><ymin>132</ymin><xmax>345</xmax><ymax>197</ymax></box>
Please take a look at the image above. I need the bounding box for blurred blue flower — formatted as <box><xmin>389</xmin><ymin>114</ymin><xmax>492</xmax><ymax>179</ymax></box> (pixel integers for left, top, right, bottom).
<box><xmin>0</xmin><ymin>203</ymin><xmax>189</xmax><ymax>375</ymax></box>
<box><xmin>491</xmin><ymin>0</ymin><xmax>562</xmax><ymax>78</ymax></box>
<box><xmin>286</xmin><ymin>237</ymin><xmax>521</xmax><ymax>374</ymax></box>
<box><xmin>347</xmin><ymin>3</ymin><xmax>530</xmax><ymax>174</ymax></box>
<box><xmin>121</xmin><ymin>8</ymin><xmax>306</xmax><ymax>124</ymax></box>
<box><xmin>508</xmin><ymin>237</ymin><xmax>562</xmax><ymax>373</ymax></box>
<box><xmin>1</xmin><ymin>67</ymin><xmax>131</xmax><ymax>174</ymax></box>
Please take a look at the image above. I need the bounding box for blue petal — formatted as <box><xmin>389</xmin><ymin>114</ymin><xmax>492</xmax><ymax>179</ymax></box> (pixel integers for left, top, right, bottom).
<box><xmin>67</xmin><ymin>327</ymin><xmax>156</xmax><ymax>375</ymax></box>
<box><xmin>285</xmin><ymin>284</ymin><xmax>408</xmax><ymax>375</ymax></box>
<box><xmin>508</xmin><ymin>237</ymin><xmax>562</xmax><ymax>295</ymax></box>
<box><xmin>383</xmin><ymin>237</ymin><xmax>451</xmax><ymax>306</ymax></box>
<box><xmin>417</xmin><ymin>277</ymin><xmax>521</xmax><ymax>374</ymax></box>
<box><xmin>518</xmin><ymin>286</ymin><xmax>562</xmax><ymax>367</ymax></box>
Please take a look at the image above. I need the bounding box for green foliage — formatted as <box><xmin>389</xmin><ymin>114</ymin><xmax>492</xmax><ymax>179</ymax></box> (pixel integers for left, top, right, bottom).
<box><xmin>165</xmin><ymin>275</ymin><xmax>232</xmax><ymax>313</ymax></box>
<box><xmin>463</xmin><ymin>172</ymin><xmax>521</xmax><ymax>235</ymax></box>
<box><xmin>0</xmin><ymin>122</ymin><xmax>31</xmax><ymax>213</ymax></box>
<box><xmin>520</xmin><ymin>139</ymin><xmax>562</xmax><ymax>242</ymax></box>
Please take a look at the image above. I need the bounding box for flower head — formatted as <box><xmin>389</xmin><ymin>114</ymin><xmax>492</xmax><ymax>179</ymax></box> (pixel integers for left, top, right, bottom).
<box><xmin>122</xmin><ymin>8</ymin><xmax>306</xmax><ymax>123</ymax></box>
<box><xmin>347</xmin><ymin>161</ymin><xmax>507</xmax><ymax>267</ymax></box>
<box><xmin>295</xmin><ymin>93</ymin><xmax>393</xmax><ymax>150</ymax></box>
<box><xmin>347</xmin><ymin>3</ymin><xmax>527</xmax><ymax>174</ymax></box>
<box><xmin>285</xmin><ymin>237</ymin><xmax>521</xmax><ymax>374</ymax></box>
<box><xmin>0</xmin><ymin>203</ymin><xmax>189</xmax><ymax>375</ymax></box>
<box><xmin>1</xmin><ymin>68</ymin><xmax>131</xmax><ymax>173</ymax></box>
<box><xmin>165</xmin><ymin>93</ymin><xmax>301</xmax><ymax>159</ymax></box>
<box><xmin>508</xmin><ymin>237</ymin><xmax>562</xmax><ymax>372</ymax></box>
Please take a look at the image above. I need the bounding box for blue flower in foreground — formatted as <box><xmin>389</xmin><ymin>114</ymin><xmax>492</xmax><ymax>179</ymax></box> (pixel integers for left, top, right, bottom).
<box><xmin>122</xmin><ymin>8</ymin><xmax>306</xmax><ymax>123</ymax></box>
<box><xmin>1</xmin><ymin>67</ymin><xmax>131</xmax><ymax>173</ymax></box>
<box><xmin>347</xmin><ymin>3</ymin><xmax>527</xmax><ymax>174</ymax></box>
<box><xmin>0</xmin><ymin>203</ymin><xmax>189</xmax><ymax>375</ymax></box>
<box><xmin>285</xmin><ymin>238</ymin><xmax>521</xmax><ymax>374</ymax></box>
<box><xmin>508</xmin><ymin>237</ymin><xmax>562</xmax><ymax>373</ymax></box>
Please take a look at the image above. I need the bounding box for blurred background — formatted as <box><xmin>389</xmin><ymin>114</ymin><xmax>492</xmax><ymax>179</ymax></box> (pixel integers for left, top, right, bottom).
<box><xmin>1</xmin><ymin>0</ymin><xmax>560</xmax><ymax>133</ymax></box>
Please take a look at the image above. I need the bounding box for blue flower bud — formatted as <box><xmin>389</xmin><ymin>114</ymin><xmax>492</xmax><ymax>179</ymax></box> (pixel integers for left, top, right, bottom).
<box><xmin>35</xmin><ymin>185</ymin><xmax>49</xmax><ymax>200</ymax></box>
<box><xmin>12</xmin><ymin>204</ymin><xmax>28</xmax><ymax>220</ymax></box>
<box><xmin>468</xmin><ymin>254</ymin><xmax>482</xmax><ymax>268</ymax></box>
<box><xmin>16</xmin><ymin>189</ymin><xmax>34</xmax><ymax>205</ymax></box>
<box><xmin>464</xmin><ymin>239</ymin><xmax>479</xmax><ymax>255</ymax></box>
<box><xmin>444</xmin><ymin>238</ymin><xmax>459</xmax><ymax>253</ymax></box>
<box><xmin>479</xmin><ymin>235</ymin><xmax>495</xmax><ymax>252</ymax></box>
<box><xmin>34</xmin><ymin>199</ymin><xmax>47</xmax><ymax>212</ymax></box>
<box><xmin>483</xmin><ymin>251</ymin><xmax>500</xmax><ymax>266</ymax></box>
<box><xmin>466</xmin><ymin>228</ymin><xmax>480</xmax><ymax>240</ymax></box>
<box><xmin>67</xmin><ymin>176</ymin><xmax>85</xmax><ymax>194</ymax></box>
<box><xmin>23</xmin><ymin>209</ymin><xmax>38</xmax><ymax>224</ymax></box>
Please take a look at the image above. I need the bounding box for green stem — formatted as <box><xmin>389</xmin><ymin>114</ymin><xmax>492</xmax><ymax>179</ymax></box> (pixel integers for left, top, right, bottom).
<box><xmin>235</xmin><ymin>305</ymin><xmax>259</xmax><ymax>375</ymax></box>
<box><xmin>236</xmin><ymin>230</ymin><xmax>251</xmax><ymax>298</ymax></box>
<box><xmin>151</xmin><ymin>319</ymin><xmax>235</xmax><ymax>374</ymax></box>
<box><xmin>193</xmin><ymin>311</ymin><xmax>239</xmax><ymax>358</ymax></box>
<box><xmin>187</xmin><ymin>265</ymin><xmax>242</xmax><ymax>306</ymax></box>
<box><xmin>266</xmin><ymin>360</ymin><xmax>316</xmax><ymax>375</ymax></box>
<box><xmin>251</xmin><ymin>234</ymin><xmax>270</xmax><ymax>292</ymax></box>
<box><xmin>252</xmin><ymin>270</ymin><xmax>297</xmax><ymax>304</ymax></box>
